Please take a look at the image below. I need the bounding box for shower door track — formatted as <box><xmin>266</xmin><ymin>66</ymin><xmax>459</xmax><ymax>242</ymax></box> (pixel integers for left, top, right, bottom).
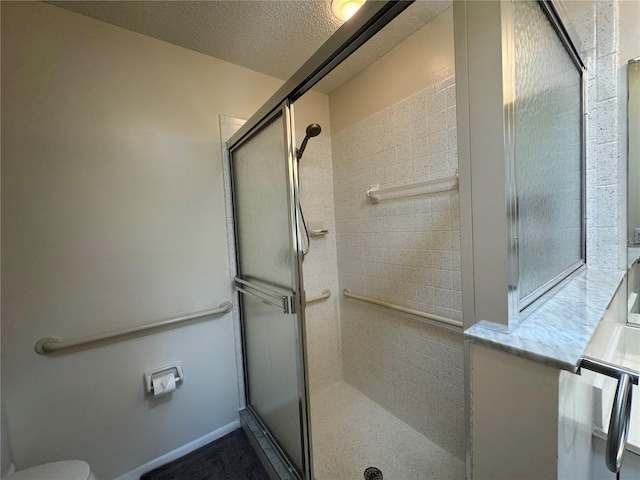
<box><xmin>226</xmin><ymin>1</ymin><xmax>414</xmax><ymax>151</ymax></box>
<box><xmin>243</xmin><ymin>404</ymin><xmax>303</xmax><ymax>480</ymax></box>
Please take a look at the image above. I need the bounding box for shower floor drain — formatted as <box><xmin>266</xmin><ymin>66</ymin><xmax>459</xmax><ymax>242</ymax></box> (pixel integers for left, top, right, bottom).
<box><xmin>364</xmin><ymin>467</ymin><xmax>383</xmax><ymax>480</ymax></box>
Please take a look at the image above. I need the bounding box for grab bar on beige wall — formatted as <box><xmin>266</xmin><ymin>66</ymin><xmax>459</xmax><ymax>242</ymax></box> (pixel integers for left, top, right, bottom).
<box><xmin>342</xmin><ymin>288</ymin><xmax>463</xmax><ymax>329</ymax></box>
<box><xmin>35</xmin><ymin>301</ymin><xmax>232</xmax><ymax>355</ymax></box>
<box><xmin>306</xmin><ymin>289</ymin><xmax>331</xmax><ymax>304</ymax></box>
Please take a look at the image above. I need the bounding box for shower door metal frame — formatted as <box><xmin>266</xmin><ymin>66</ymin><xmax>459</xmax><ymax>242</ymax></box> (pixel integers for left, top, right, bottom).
<box><xmin>227</xmin><ymin>1</ymin><xmax>414</xmax><ymax>150</ymax></box>
<box><xmin>503</xmin><ymin>0</ymin><xmax>588</xmax><ymax>317</ymax></box>
<box><xmin>226</xmin><ymin>2</ymin><xmax>418</xmax><ymax>479</ymax></box>
<box><xmin>229</xmin><ymin>101</ymin><xmax>312</xmax><ymax>479</ymax></box>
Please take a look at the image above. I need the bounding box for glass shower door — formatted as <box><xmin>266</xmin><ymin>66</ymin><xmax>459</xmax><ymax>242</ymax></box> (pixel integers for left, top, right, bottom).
<box><xmin>229</xmin><ymin>102</ymin><xmax>312</xmax><ymax>479</ymax></box>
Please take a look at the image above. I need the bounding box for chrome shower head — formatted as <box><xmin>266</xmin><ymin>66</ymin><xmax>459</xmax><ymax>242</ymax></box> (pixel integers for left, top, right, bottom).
<box><xmin>296</xmin><ymin>123</ymin><xmax>322</xmax><ymax>161</ymax></box>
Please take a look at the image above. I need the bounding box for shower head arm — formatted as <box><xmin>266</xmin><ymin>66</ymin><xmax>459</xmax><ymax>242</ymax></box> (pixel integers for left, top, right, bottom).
<box><xmin>296</xmin><ymin>136</ymin><xmax>311</xmax><ymax>161</ymax></box>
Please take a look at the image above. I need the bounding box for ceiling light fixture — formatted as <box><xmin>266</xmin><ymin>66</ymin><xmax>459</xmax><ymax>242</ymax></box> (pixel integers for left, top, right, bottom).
<box><xmin>331</xmin><ymin>0</ymin><xmax>366</xmax><ymax>22</ymax></box>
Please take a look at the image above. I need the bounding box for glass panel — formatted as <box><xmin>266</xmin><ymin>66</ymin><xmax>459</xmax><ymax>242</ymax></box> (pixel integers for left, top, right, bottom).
<box><xmin>628</xmin><ymin>60</ymin><xmax>640</xmax><ymax>325</ymax></box>
<box><xmin>231</xmin><ymin>112</ymin><xmax>304</xmax><ymax>472</ymax></box>
<box><xmin>241</xmin><ymin>293</ymin><xmax>303</xmax><ymax>470</ymax></box>
<box><xmin>514</xmin><ymin>1</ymin><xmax>583</xmax><ymax>306</ymax></box>
<box><xmin>233</xmin><ymin>114</ymin><xmax>294</xmax><ymax>290</ymax></box>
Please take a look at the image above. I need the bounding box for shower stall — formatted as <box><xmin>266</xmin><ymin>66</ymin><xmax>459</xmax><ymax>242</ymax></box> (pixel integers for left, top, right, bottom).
<box><xmin>298</xmin><ymin>69</ymin><xmax>465</xmax><ymax>480</ymax></box>
<box><xmin>224</xmin><ymin>2</ymin><xmax>465</xmax><ymax>479</ymax></box>
<box><xmin>222</xmin><ymin>0</ymin><xmax>598</xmax><ymax>478</ymax></box>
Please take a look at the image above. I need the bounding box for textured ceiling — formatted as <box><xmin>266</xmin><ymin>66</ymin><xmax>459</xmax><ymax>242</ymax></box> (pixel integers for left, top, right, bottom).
<box><xmin>49</xmin><ymin>1</ymin><xmax>451</xmax><ymax>93</ymax></box>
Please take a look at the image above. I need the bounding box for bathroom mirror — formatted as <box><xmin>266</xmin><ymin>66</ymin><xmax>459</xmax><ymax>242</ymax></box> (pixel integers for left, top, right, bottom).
<box><xmin>627</xmin><ymin>58</ymin><xmax>640</xmax><ymax>325</ymax></box>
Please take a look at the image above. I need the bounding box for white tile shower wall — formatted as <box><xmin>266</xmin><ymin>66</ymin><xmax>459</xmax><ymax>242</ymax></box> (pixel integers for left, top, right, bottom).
<box><xmin>331</xmin><ymin>77</ymin><xmax>464</xmax><ymax>459</ymax></box>
<box><xmin>341</xmin><ymin>301</ymin><xmax>464</xmax><ymax>459</ymax></box>
<box><xmin>332</xmin><ymin>76</ymin><xmax>461</xmax><ymax>319</ymax></box>
<box><xmin>569</xmin><ymin>1</ymin><xmax>624</xmax><ymax>269</ymax></box>
<box><xmin>297</xmin><ymin>131</ymin><xmax>343</xmax><ymax>394</ymax></box>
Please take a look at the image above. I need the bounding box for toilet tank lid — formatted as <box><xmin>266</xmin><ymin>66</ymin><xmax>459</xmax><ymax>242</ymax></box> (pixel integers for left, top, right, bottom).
<box><xmin>9</xmin><ymin>460</ymin><xmax>91</xmax><ymax>480</ymax></box>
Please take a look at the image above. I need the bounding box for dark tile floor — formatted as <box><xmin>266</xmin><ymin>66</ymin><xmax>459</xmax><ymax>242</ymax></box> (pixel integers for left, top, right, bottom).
<box><xmin>140</xmin><ymin>429</ymin><xmax>270</xmax><ymax>480</ymax></box>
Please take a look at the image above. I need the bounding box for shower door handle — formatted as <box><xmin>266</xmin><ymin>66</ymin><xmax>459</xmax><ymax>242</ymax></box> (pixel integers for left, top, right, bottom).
<box><xmin>234</xmin><ymin>277</ymin><xmax>296</xmax><ymax>314</ymax></box>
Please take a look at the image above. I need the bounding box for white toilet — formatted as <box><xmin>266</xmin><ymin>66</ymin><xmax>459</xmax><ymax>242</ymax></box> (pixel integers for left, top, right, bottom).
<box><xmin>4</xmin><ymin>461</ymin><xmax>97</xmax><ymax>480</ymax></box>
<box><xmin>1</xmin><ymin>408</ymin><xmax>97</xmax><ymax>480</ymax></box>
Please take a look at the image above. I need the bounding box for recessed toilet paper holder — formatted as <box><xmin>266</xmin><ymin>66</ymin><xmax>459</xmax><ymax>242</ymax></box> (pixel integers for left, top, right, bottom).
<box><xmin>144</xmin><ymin>362</ymin><xmax>184</xmax><ymax>395</ymax></box>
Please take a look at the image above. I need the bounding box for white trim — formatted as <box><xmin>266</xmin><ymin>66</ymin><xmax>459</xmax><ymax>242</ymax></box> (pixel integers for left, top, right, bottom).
<box><xmin>113</xmin><ymin>419</ymin><xmax>240</xmax><ymax>480</ymax></box>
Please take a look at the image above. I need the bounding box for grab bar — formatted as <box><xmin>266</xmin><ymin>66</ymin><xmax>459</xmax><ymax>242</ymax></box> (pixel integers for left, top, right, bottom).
<box><xmin>342</xmin><ymin>288</ymin><xmax>463</xmax><ymax>329</ymax></box>
<box><xmin>234</xmin><ymin>277</ymin><xmax>296</xmax><ymax>314</ymax></box>
<box><xmin>607</xmin><ymin>373</ymin><xmax>633</xmax><ymax>473</ymax></box>
<box><xmin>579</xmin><ymin>357</ymin><xmax>639</xmax><ymax>385</ymax></box>
<box><xmin>306</xmin><ymin>289</ymin><xmax>331</xmax><ymax>304</ymax></box>
<box><xmin>579</xmin><ymin>357</ymin><xmax>638</xmax><ymax>474</ymax></box>
<box><xmin>35</xmin><ymin>302</ymin><xmax>232</xmax><ymax>355</ymax></box>
<box><xmin>366</xmin><ymin>170</ymin><xmax>458</xmax><ymax>202</ymax></box>
<box><xmin>235</xmin><ymin>285</ymin><xmax>288</xmax><ymax>311</ymax></box>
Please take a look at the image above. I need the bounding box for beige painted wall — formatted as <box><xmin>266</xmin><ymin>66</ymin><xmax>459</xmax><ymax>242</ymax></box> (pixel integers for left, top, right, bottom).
<box><xmin>470</xmin><ymin>344</ymin><xmax>560</xmax><ymax>480</ymax></box>
<box><xmin>620</xmin><ymin>0</ymin><xmax>640</xmax><ymax>246</ymax></box>
<box><xmin>470</xmin><ymin>344</ymin><xmax>594</xmax><ymax>480</ymax></box>
<box><xmin>619</xmin><ymin>0</ymin><xmax>640</xmax><ymax>65</ymax></box>
<box><xmin>0</xmin><ymin>2</ymin><xmax>329</xmax><ymax>478</ymax></box>
<box><xmin>328</xmin><ymin>8</ymin><xmax>454</xmax><ymax>134</ymax></box>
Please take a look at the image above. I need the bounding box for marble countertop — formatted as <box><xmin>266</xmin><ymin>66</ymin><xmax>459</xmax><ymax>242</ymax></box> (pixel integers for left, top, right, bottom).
<box><xmin>464</xmin><ymin>268</ymin><xmax>625</xmax><ymax>372</ymax></box>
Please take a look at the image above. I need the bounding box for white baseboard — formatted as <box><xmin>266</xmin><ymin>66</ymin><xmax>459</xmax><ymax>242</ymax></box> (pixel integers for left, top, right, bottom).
<box><xmin>114</xmin><ymin>419</ymin><xmax>240</xmax><ymax>480</ymax></box>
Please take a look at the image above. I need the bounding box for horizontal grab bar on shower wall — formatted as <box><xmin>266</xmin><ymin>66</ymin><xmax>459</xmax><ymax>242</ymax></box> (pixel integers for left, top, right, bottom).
<box><xmin>342</xmin><ymin>289</ymin><xmax>463</xmax><ymax>329</ymax></box>
<box><xmin>35</xmin><ymin>302</ymin><xmax>232</xmax><ymax>355</ymax></box>
<box><xmin>366</xmin><ymin>170</ymin><xmax>458</xmax><ymax>202</ymax></box>
<box><xmin>306</xmin><ymin>289</ymin><xmax>331</xmax><ymax>304</ymax></box>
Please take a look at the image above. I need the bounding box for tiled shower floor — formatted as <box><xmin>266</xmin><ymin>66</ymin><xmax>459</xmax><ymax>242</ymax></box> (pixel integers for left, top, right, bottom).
<box><xmin>310</xmin><ymin>381</ymin><xmax>464</xmax><ymax>480</ymax></box>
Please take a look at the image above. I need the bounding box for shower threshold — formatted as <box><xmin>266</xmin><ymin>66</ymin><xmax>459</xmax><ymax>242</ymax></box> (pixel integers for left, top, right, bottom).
<box><xmin>240</xmin><ymin>409</ymin><xmax>297</xmax><ymax>480</ymax></box>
